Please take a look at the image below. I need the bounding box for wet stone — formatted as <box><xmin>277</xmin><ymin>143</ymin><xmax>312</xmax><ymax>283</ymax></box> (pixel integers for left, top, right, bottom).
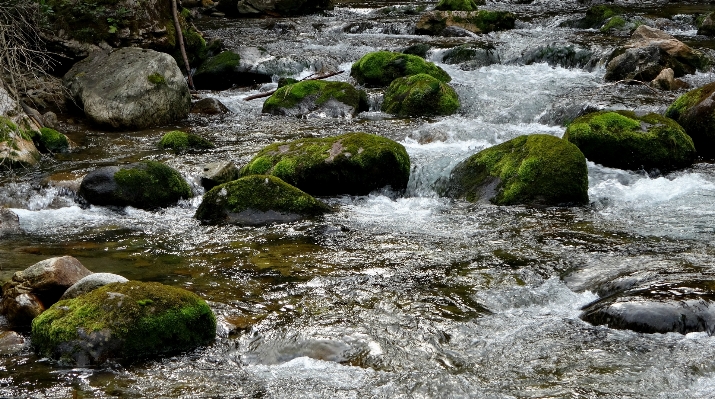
<box><xmin>191</xmin><ymin>98</ymin><xmax>231</xmax><ymax>115</ymax></box>
<box><xmin>200</xmin><ymin>161</ymin><xmax>240</xmax><ymax>191</ymax></box>
<box><xmin>0</xmin><ymin>208</ymin><xmax>21</xmax><ymax>236</ymax></box>
<box><xmin>60</xmin><ymin>273</ymin><xmax>129</xmax><ymax>300</ymax></box>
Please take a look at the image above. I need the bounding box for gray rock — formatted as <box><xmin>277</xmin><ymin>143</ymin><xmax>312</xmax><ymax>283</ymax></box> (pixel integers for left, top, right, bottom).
<box><xmin>64</xmin><ymin>48</ymin><xmax>191</xmax><ymax>130</ymax></box>
<box><xmin>0</xmin><ymin>86</ymin><xmax>41</xmax><ymax>168</ymax></box>
<box><xmin>0</xmin><ymin>208</ymin><xmax>21</xmax><ymax>236</ymax></box>
<box><xmin>42</xmin><ymin>112</ymin><xmax>58</xmax><ymax>129</ymax></box>
<box><xmin>191</xmin><ymin>98</ymin><xmax>230</xmax><ymax>115</ymax></box>
<box><xmin>200</xmin><ymin>161</ymin><xmax>240</xmax><ymax>190</ymax></box>
<box><xmin>60</xmin><ymin>273</ymin><xmax>128</xmax><ymax>300</ymax></box>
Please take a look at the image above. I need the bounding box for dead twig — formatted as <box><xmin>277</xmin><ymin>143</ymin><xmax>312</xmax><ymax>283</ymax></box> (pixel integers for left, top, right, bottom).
<box><xmin>243</xmin><ymin>70</ymin><xmax>345</xmax><ymax>101</ymax></box>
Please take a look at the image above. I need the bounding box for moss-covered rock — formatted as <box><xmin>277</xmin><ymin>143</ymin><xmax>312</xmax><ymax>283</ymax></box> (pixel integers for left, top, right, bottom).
<box><xmin>382</xmin><ymin>74</ymin><xmax>460</xmax><ymax>117</ymax></box>
<box><xmin>444</xmin><ymin>134</ymin><xmax>589</xmax><ymax>206</ymax></box>
<box><xmin>564</xmin><ymin>111</ymin><xmax>696</xmax><ymax>170</ymax></box>
<box><xmin>0</xmin><ymin>116</ymin><xmax>40</xmax><ymax>168</ymax></box>
<box><xmin>579</xmin><ymin>5</ymin><xmax>625</xmax><ymax>29</ymax></box>
<box><xmin>350</xmin><ymin>51</ymin><xmax>451</xmax><ymax>87</ymax></box>
<box><xmin>192</xmin><ymin>51</ymin><xmax>245</xmax><ymax>90</ymax></box>
<box><xmin>31</xmin><ymin>281</ymin><xmax>216</xmax><ymax>365</ymax></box>
<box><xmin>240</xmin><ymin>132</ymin><xmax>410</xmax><ymax>196</ymax></box>
<box><xmin>195</xmin><ymin>175</ymin><xmax>330</xmax><ymax>225</ymax></box>
<box><xmin>29</xmin><ymin>128</ymin><xmax>71</xmax><ymax>153</ymax></box>
<box><xmin>415</xmin><ymin>10</ymin><xmax>516</xmax><ymax>36</ymax></box>
<box><xmin>158</xmin><ymin>131</ymin><xmax>214</xmax><ymax>152</ymax></box>
<box><xmin>262</xmin><ymin>80</ymin><xmax>368</xmax><ymax>118</ymax></box>
<box><xmin>665</xmin><ymin>82</ymin><xmax>715</xmax><ymax>158</ymax></box>
<box><xmin>698</xmin><ymin>12</ymin><xmax>715</xmax><ymax>36</ymax></box>
<box><xmin>79</xmin><ymin>161</ymin><xmax>192</xmax><ymax>209</ymax></box>
<box><xmin>435</xmin><ymin>0</ymin><xmax>484</xmax><ymax>12</ymax></box>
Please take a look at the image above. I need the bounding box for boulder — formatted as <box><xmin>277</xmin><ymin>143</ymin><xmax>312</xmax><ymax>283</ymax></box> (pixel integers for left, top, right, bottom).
<box><xmin>158</xmin><ymin>131</ymin><xmax>215</xmax><ymax>152</ymax></box>
<box><xmin>64</xmin><ymin>48</ymin><xmax>191</xmax><ymax>130</ymax></box>
<box><xmin>0</xmin><ymin>256</ymin><xmax>92</xmax><ymax>328</ymax></box>
<box><xmin>0</xmin><ymin>87</ymin><xmax>41</xmax><ymax>168</ymax></box>
<box><xmin>262</xmin><ymin>80</ymin><xmax>368</xmax><ymax>118</ymax></box>
<box><xmin>564</xmin><ymin>4</ymin><xmax>625</xmax><ymax>29</ymax></box>
<box><xmin>698</xmin><ymin>12</ymin><xmax>715</xmax><ymax>36</ymax></box>
<box><xmin>193</xmin><ymin>50</ymin><xmax>271</xmax><ymax>90</ymax></box>
<box><xmin>382</xmin><ymin>74</ymin><xmax>460</xmax><ymax>117</ymax></box>
<box><xmin>434</xmin><ymin>0</ymin><xmax>484</xmax><ymax>12</ymax></box>
<box><xmin>0</xmin><ymin>208</ymin><xmax>21</xmax><ymax>236</ymax></box>
<box><xmin>239</xmin><ymin>132</ymin><xmax>411</xmax><ymax>196</ymax></box>
<box><xmin>400</xmin><ymin>44</ymin><xmax>431</xmax><ymax>59</ymax></box>
<box><xmin>443</xmin><ymin>44</ymin><xmax>500</xmax><ymax>67</ymax></box>
<box><xmin>563</xmin><ymin>111</ymin><xmax>696</xmax><ymax>171</ymax></box>
<box><xmin>0</xmin><ymin>331</ymin><xmax>26</xmax><ymax>355</ymax></box>
<box><xmin>31</xmin><ymin>281</ymin><xmax>216</xmax><ymax>365</ymax></box>
<box><xmin>60</xmin><ymin>273</ymin><xmax>129</xmax><ymax>300</ymax></box>
<box><xmin>415</xmin><ymin>10</ymin><xmax>516</xmax><ymax>36</ymax></box>
<box><xmin>216</xmin><ymin>0</ymin><xmax>333</xmax><ymax>17</ymax></box>
<box><xmin>665</xmin><ymin>82</ymin><xmax>715</xmax><ymax>159</ymax></box>
<box><xmin>29</xmin><ymin>128</ymin><xmax>71</xmax><ymax>153</ymax></box>
<box><xmin>604</xmin><ymin>25</ymin><xmax>708</xmax><ymax>82</ymax></box>
<box><xmin>350</xmin><ymin>51</ymin><xmax>451</xmax><ymax>87</ymax></box>
<box><xmin>516</xmin><ymin>44</ymin><xmax>595</xmax><ymax>70</ymax></box>
<box><xmin>78</xmin><ymin>161</ymin><xmax>192</xmax><ymax>209</ymax></box>
<box><xmin>444</xmin><ymin>134</ymin><xmax>589</xmax><ymax>206</ymax></box>
<box><xmin>195</xmin><ymin>175</ymin><xmax>330</xmax><ymax>225</ymax></box>
<box><xmin>649</xmin><ymin>68</ymin><xmax>688</xmax><ymax>91</ymax></box>
<box><xmin>200</xmin><ymin>161</ymin><xmax>240</xmax><ymax>190</ymax></box>
<box><xmin>191</xmin><ymin>98</ymin><xmax>230</xmax><ymax>115</ymax></box>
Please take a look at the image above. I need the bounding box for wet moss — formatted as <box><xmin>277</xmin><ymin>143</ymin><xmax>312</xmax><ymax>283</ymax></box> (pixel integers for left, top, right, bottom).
<box><xmin>382</xmin><ymin>73</ymin><xmax>460</xmax><ymax>117</ymax></box>
<box><xmin>240</xmin><ymin>132</ymin><xmax>410</xmax><ymax>196</ymax></box>
<box><xmin>262</xmin><ymin>80</ymin><xmax>368</xmax><ymax>116</ymax></box>
<box><xmin>158</xmin><ymin>131</ymin><xmax>214</xmax><ymax>152</ymax></box>
<box><xmin>147</xmin><ymin>73</ymin><xmax>166</xmax><ymax>85</ymax></box>
<box><xmin>435</xmin><ymin>0</ymin><xmax>483</xmax><ymax>12</ymax></box>
<box><xmin>665</xmin><ymin>82</ymin><xmax>715</xmax><ymax>158</ymax></box>
<box><xmin>113</xmin><ymin>161</ymin><xmax>192</xmax><ymax>208</ymax></box>
<box><xmin>445</xmin><ymin>134</ymin><xmax>589</xmax><ymax>206</ymax></box>
<box><xmin>564</xmin><ymin>111</ymin><xmax>696</xmax><ymax>170</ymax></box>
<box><xmin>30</xmin><ymin>128</ymin><xmax>70</xmax><ymax>153</ymax></box>
<box><xmin>600</xmin><ymin>16</ymin><xmax>627</xmax><ymax>32</ymax></box>
<box><xmin>195</xmin><ymin>51</ymin><xmax>240</xmax><ymax>75</ymax></box>
<box><xmin>350</xmin><ymin>51</ymin><xmax>451</xmax><ymax>87</ymax></box>
<box><xmin>31</xmin><ymin>281</ymin><xmax>216</xmax><ymax>363</ymax></box>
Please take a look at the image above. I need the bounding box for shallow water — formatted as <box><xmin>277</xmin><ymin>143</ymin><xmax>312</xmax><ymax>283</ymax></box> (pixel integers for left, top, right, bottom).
<box><xmin>4</xmin><ymin>1</ymin><xmax>715</xmax><ymax>398</ymax></box>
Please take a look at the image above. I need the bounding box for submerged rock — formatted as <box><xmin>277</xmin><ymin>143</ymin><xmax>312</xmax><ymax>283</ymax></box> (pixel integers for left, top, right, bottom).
<box><xmin>191</xmin><ymin>98</ymin><xmax>230</xmax><ymax>115</ymax></box>
<box><xmin>415</xmin><ymin>10</ymin><xmax>516</xmax><ymax>36</ymax></box>
<box><xmin>200</xmin><ymin>161</ymin><xmax>240</xmax><ymax>190</ymax></box>
<box><xmin>350</xmin><ymin>51</ymin><xmax>451</xmax><ymax>87</ymax></box>
<box><xmin>382</xmin><ymin>74</ymin><xmax>460</xmax><ymax>117</ymax></box>
<box><xmin>158</xmin><ymin>131</ymin><xmax>215</xmax><ymax>152</ymax></box>
<box><xmin>79</xmin><ymin>161</ymin><xmax>192</xmax><ymax>209</ymax></box>
<box><xmin>665</xmin><ymin>82</ymin><xmax>715</xmax><ymax>159</ymax></box>
<box><xmin>563</xmin><ymin>111</ymin><xmax>696</xmax><ymax>171</ymax></box>
<box><xmin>195</xmin><ymin>175</ymin><xmax>330</xmax><ymax>225</ymax></box>
<box><xmin>60</xmin><ymin>273</ymin><xmax>128</xmax><ymax>300</ymax></box>
<box><xmin>516</xmin><ymin>44</ymin><xmax>595</xmax><ymax>70</ymax></box>
<box><xmin>262</xmin><ymin>80</ymin><xmax>368</xmax><ymax>118</ymax></box>
<box><xmin>31</xmin><ymin>281</ymin><xmax>216</xmax><ymax>365</ymax></box>
<box><xmin>444</xmin><ymin>134</ymin><xmax>588</xmax><ymax>206</ymax></box>
<box><xmin>239</xmin><ymin>132</ymin><xmax>410</xmax><ymax>196</ymax></box>
<box><xmin>442</xmin><ymin>44</ymin><xmax>500</xmax><ymax>67</ymax></box>
<box><xmin>64</xmin><ymin>48</ymin><xmax>191</xmax><ymax>130</ymax></box>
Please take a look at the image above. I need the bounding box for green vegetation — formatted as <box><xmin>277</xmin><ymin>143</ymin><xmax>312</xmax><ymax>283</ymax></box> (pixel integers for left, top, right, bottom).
<box><xmin>665</xmin><ymin>82</ymin><xmax>715</xmax><ymax>158</ymax></box>
<box><xmin>600</xmin><ymin>16</ymin><xmax>627</xmax><ymax>32</ymax></box>
<box><xmin>583</xmin><ymin>5</ymin><xmax>624</xmax><ymax>28</ymax></box>
<box><xmin>147</xmin><ymin>73</ymin><xmax>166</xmax><ymax>85</ymax></box>
<box><xmin>158</xmin><ymin>131</ymin><xmax>214</xmax><ymax>152</ymax></box>
<box><xmin>30</xmin><ymin>127</ymin><xmax>70</xmax><ymax>153</ymax></box>
<box><xmin>113</xmin><ymin>161</ymin><xmax>193</xmax><ymax>208</ymax></box>
<box><xmin>382</xmin><ymin>74</ymin><xmax>460</xmax><ymax>117</ymax></box>
<box><xmin>262</xmin><ymin>80</ymin><xmax>368</xmax><ymax>116</ymax></box>
<box><xmin>435</xmin><ymin>0</ymin><xmax>482</xmax><ymax>12</ymax></box>
<box><xmin>350</xmin><ymin>51</ymin><xmax>451</xmax><ymax>87</ymax></box>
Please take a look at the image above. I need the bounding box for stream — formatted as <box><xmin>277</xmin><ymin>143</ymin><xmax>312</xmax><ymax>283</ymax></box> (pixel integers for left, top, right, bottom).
<box><xmin>3</xmin><ymin>0</ymin><xmax>715</xmax><ymax>397</ymax></box>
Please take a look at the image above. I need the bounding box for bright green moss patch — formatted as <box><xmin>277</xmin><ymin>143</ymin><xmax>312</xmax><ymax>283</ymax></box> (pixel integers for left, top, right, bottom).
<box><xmin>113</xmin><ymin>161</ymin><xmax>192</xmax><ymax>208</ymax></box>
<box><xmin>262</xmin><ymin>80</ymin><xmax>368</xmax><ymax>117</ymax></box>
<box><xmin>29</xmin><ymin>128</ymin><xmax>70</xmax><ymax>153</ymax></box>
<box><xmin>564</xmin><ymin>111</ymin><xmax>696</xmax><ymax>170</ymax></box>
<box><xmin>31</xmin><ymin>281</ymin><xmax>216</xmax><ymax>364</ymax></box>
<box><xmin>445</xmin><ymin>134</ymin><xmax>589</xmax><ymax>206</ymax></box>
<box><xmin>435</xmin><ymin>0</ymin><xmax>482</xmax><ymax>12</ymax></box>
<box><xmin>195</xmin><ymin>51</ymin><xmax>240</xmax><ymax>75</ymax></box>
<box><xmin>147</xmin><ymin>73</ymin><xmax>166</xmax><ymax>85</ymax></box>
<box><xmin>194</xmin><ymin>175</ymin><xmax>330</xmax><ymax>225</ymax></box>
<box><xmin>665</xmin><ymin>82</ymin><xmax>715</xmax><ymax>158</ymax></box>
<box><xmin>600</xmin><ymin>16</ymin><xmax>627</xmax><ymax>32</ymax></box>
<box><xmin>382</xmin><ymin>73</ymin><xmax>460</xmax><ymax>117</ymax></box>
<box><xmin>240</xmin><ymin>132</ymin><xmax>410</xmax><ymax>196</ymax></box>
<box><xmin>158</xmin><ymin>131</ymin><xmax>214</xmax><ymax>152</ymax></box>
<box><xmin>350</xmin><ymin>51</ymin><xmax>451</xmax><ymax>87</ymax></box>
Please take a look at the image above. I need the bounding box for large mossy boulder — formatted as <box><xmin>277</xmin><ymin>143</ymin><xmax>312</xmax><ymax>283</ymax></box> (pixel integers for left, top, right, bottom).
<box><xmin>564</xmin><ymin>111</ymin><xmax>696</xmax><ymax>171</ymax></box>
<box><xmin>79</xmin><ymin>161</ymin><xmax>192</xmax><ymax>209</ymax></box>
<box><xmin>382</xmin><ymin>74</ymin><xmax>460</xmax><ymax>117</ymax></box>
<box><xmin>31</xmin><ymin>281</ymin><xmax>216</xmax><ymax>365</ymax></box>
<box><xmin>565</xmin><ymin>5</ymin><xmax>625</xmax><ymax>29</ymax></box>
<box><xmin>444</xmin><ymin>134</ymin><xmax>588</xmax><ymax>206</ymax></box>
<box><xmin>240</xmin><ymin>132</ymin><xmax>410</xmax><ymax>196</ymax></box>
<box><xmin>415</xmin><ymin>10</ymin><xmax>516</xmax><ymax>36</ymax></box>
<box><xmin>64</xmin><ymin>48</ymin><xmax>191</xmax><ymax>130</ymax></box>
<box><xmin>158</xmin><ymin>131</ymin><xmax>214</xmax><ymax>152</ymax></box>
<box><xmin>435</xmin><ymin>0</ymin><xmax>484</xmax><ymax>12</ymax></box>
<box><xmin>217</xmin><ymin>0</ymin><xmax>333</xmax><ymax>17</ymax></box>
<box><xmin>665</xmin><ymin>82</ymin><xmax>715</xmax><ymax>158</ymax></box>
<box><xmin>262</xmin><ymin>80</ymin><xmax>368</xmax><ymax>118</ymax></box>
<box><xmin>195</xmin><ymin>175</ymin><xmax>330</xmax><ymax>225</ymax></box>
<box><xmin>192</xmin><ymin>51</ymin><xmax>272</xmax><ymax>90</ymax></box>
<box><xmin>350</xmin><ymin>51</ymin><xmax>451</xmax><ymax>87</ymax></box>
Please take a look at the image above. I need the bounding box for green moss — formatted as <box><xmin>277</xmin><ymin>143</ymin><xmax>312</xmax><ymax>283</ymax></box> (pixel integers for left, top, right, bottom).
<box><xmin>147</xmin><ymin>73</ymin><xmax>166</xmax><ymax>85</ymax></box>
<box><xmin>31</xmin><ymin>281</ymin><xmax>216</xmax><ymax>363</ymax></box>
<box><xmin>158</xmin><ymin>131</ymin><xmax>214</xmax><ymax>152</ymax></box>
<box><xmin>350</xmin><ymin>51</ymin><xmax>452</xmax><ymax>87</ymax></box>
<box><xmin>446</xmin><ymin>134</ymin><xmax>589</xmax><ymax>206</ymax></box>
<box><xmin>30</xmin><ymin>127</ymin><xmax>70</xmax><ymax>153</ymax></box>
<box><xmin>600</xmin><ymin>16</ymin><xmax>627</xmax><ymax>32</ymax></box>
<box><xmin>466</xmin><ymin>10</ymin><xmax>516</xmax><ymax>32</ymax></box>
<box><xmin>435</xmin><ymin>0</ymin><xmax>482</xmax><ymax>12</ymax></box>
<box><xmin>584</xmin><ymin>5</ymin><xmax>624</xmax><ymax>28</ymax></box>
<box><xmin>665</xmin><ymin>82</ymin><xmax>715</xmax><ymax>158</ymax></box>
<box><xmin>196</xmin><ymin>51</ymin><xmax>240</xmax><ymax>75</ymax></box>
<box><xmin>113</xmin><ymin>161</ymin><xmax>193</xmax><ymax>209</ymax></box>
<box><xmin>194</xmin><ymin>175</ymin><xmax>330</xmax><ymax>224</ymax></box>
<box><xmin>564</xmin><ymin>111</ymin><xmax>696</xmax><ymax>170</ymax></box>
<box><xmin>240</xmin><ymin>132</ymin><xmax>410</xmax><ymax>196</ymax></box>
<box><xmin>382</xmin><ymin>74</ymin><xmax>460</xmax><ymax>117</ymax></box>
<box><xmin>262</xmin><ymin>80</ymin><xmax>368</xmax><ymax>116</ymax></box>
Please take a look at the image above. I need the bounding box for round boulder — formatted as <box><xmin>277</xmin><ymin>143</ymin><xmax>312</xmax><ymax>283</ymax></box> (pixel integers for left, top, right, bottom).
<box><xmin>191</xmin><ymin>98</ymin><xmax>230</xmax><ymax>115</ymax></box>
<box><xmin>564</xmin><ymin>111</ymin><xmax>696</xmax><ymax>171</ymax></box>
<box><xmin>31</xmin><ymin>281</ymin><xmax>216</xmax><ymax>365</ymax></box>
<box><xmin>350</xmin><ymin>51</ymin><xmax>451</xmax><ymax>87</ymax></box>
<box><xmin>60</xmin><ymin>273</ymin><xmax>129</xmax><ymax>300</ymax></box>
<box><xmin>382</xmin><ymin>74</ymin><xmax>460</xmax><ymax>117</ymax></box>
<box><xmin>239</xmin><ymin>132</ymin><xmax>411</xmax><ymax>196</ymax></box>
<box><xmin>158</xmin><ymin>131</ymin><xmax>215</xmax><ymax>152</ymax></box>
<box><xmin>262</xmin><ymin>80</ymin><xmax>368</xmax><ymax>118</ymax></box>
<box><xmin>79</xmin><ymin>161</ymin><xmax>192</xmax><ymax>209</ymax></box>
<box><xmin>665</xmin><ymin>82</ymin><xmax>715</xmax><ymax>158</ymax></box>
<box><xmin>444</xmin><ymin>134</ymin><xmax>589</xmax><ymax>206</ymax></box>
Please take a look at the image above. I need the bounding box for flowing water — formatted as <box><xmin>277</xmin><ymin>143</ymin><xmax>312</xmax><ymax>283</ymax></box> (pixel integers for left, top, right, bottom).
<box><xmin>4</xmin><ymin>0</ymin><xmax>715</xmax><ymax>397</ymax></box>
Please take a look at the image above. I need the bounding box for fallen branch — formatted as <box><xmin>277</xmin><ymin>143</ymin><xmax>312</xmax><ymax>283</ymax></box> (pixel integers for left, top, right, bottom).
<box><xmin>171</xmin><ymin>0</ymin><xmax>195</xmax><ymax>90</ymax></box>
<box><xmin>243</xmin><ymin>70</ymin><xmax>345</xmax><ymax>101</ymax></box>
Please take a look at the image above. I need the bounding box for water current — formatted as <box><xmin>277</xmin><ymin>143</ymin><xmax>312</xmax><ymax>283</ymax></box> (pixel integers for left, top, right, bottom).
<box><xmin>3</xmin><ymin>0</ymin><xmax>715</xmax><ymax>397</ymax></box>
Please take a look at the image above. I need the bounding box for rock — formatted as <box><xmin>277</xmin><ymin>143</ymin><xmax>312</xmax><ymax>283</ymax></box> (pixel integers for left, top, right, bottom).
<box><xmin>516</xmin><ymin>44</ymin><xmax>595</xmax><ymax>69</ymax></box>
<box><xmin>350</xmin><ymin>51</ymin><xmax>451</xmax><ymax>87</ymax></box>
<box><xmin>42</xmin><ymin>112</ymin><xmax>59</xmax><ymax>129</ymax></box>
<box><xmin>78</xmin><ymin>161</ymin><xmax>192</xmax><ymax>209</ymax></box>
<box><xmin>382</xmin><ymin>74</ymin><xmax>460</xmax><ymax>117</ymax></box>
<box><xmin>438</xmin><ymin>26</ymin><xmax>478</xmax><ymax>38</ymax></box>
<box><xmin>649</xmin><ymin>68</ymin><xmax>689</xmax><ymax>91</ymax></box>
<box><xmin>60</xmin><ymin>273</ymin><xmax>129</xmax><ymax>300</ymax></box>
<box><xmin>604</xmin><ymin>25</ymin><xmax>708</xmax><ymax>82</ymax></box>
<box><xmin>200</xmin><ymin>161</ymin><xmax>240</xmax><ymax>190</ymax></box>
<box><xmin>240</xmin><ymin>132</ymin><xmax>410</xmax><ymax>196</ymax></box>
<box><xmin>0</xmin><ymin>88</ymin><xmax>41</xmax><ymax>168</ymax></box>
<box><xmin>698</xmin><ymin>12</ymin><xmax>715</xmax><ymax>36</ymax></box>
<box><xmin>400</xmin><ymin>44</ymin><xmax>431</xmax><ymax>59</ymax></box>
<box><xmin>29</xmin><ymin>128</ymin><xmax>71</xmax><ymax>153</ymax></box>
<box><xmin>0</xmin><ymin>331</ymin><xmax>26</xmax><ymax>355</ymax></box>
<box><xmin>563</xmin><ymin>111</ymin><xmax>696</xmax><ymax>171</ymax></box>
<box><xmin>193</xmin><ymin>51</ymin><xmax>271</xmax><ymax>90</ymax></box>
<box><xmin>565</xmin><ymin>4</ymin><xmax>625</xmax><ymax>29</ymax></box>
<box><xmin>442</xmin><ymin>44</ymin><xmax>500</xmax><ymax>68</ymax></box>
<box><xmin>435</xmin><ymin>0</ymin><xmax>485</xmax><ymax>12</ymax></box>
<box><xmin>0</xmin><ymin>208</ymin><xmax>20</xmax><ymax>236</ymax></box>
<box><xmin>665</xmin><ymin>82</ymin><xmax>715</xmax><ymax>159</ymax></box>
<box><xmin>158</xmin><ymin>131</ymin><xmax>215</xmax><ymax>152</ymax></box>
<box><xmin>415</xmin><ymin>10</ymin><xmax>516</xmax><ymax>36</ymax></box>
<box><xmin>216</xmin><ymin>0</ymin><xmax>333</xmax><ymax>17</ymax></box>
<box><xmin>0</xmin><ymin>256</ymin><xmax>92</xmax><ymax>328</ymax></box>
<box><xmin>444</xmin><ymin>134</ymin><xmax>589</xmax><ymax>206</ymax></box>
<box><xmin>191</xmin><ymin>98</ymin><xmax>230</xmax><ymax>115</ymax></box>
<box><xmin>31</xmin><ymin>281</ymin><xmax>216</xmax><ymax>365</ymax></box>
<box><xmin>195</xmin><ymin>175</ymin><xmax>330</xmax><ymax>225</ymax></box>
<box><xmin>64</xmin><ymin>48</ymin><xmax>191</xmax><ymax>130</ymax></box>
<box><xmin>277</xmin><ymin>77</ymin><xmax>300</xmax><ymax>88</ymax></box>
<box><xmin>262</xmin><ymin>80</ymin><xmax>368</xmax><ymax>118</ymax></box>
